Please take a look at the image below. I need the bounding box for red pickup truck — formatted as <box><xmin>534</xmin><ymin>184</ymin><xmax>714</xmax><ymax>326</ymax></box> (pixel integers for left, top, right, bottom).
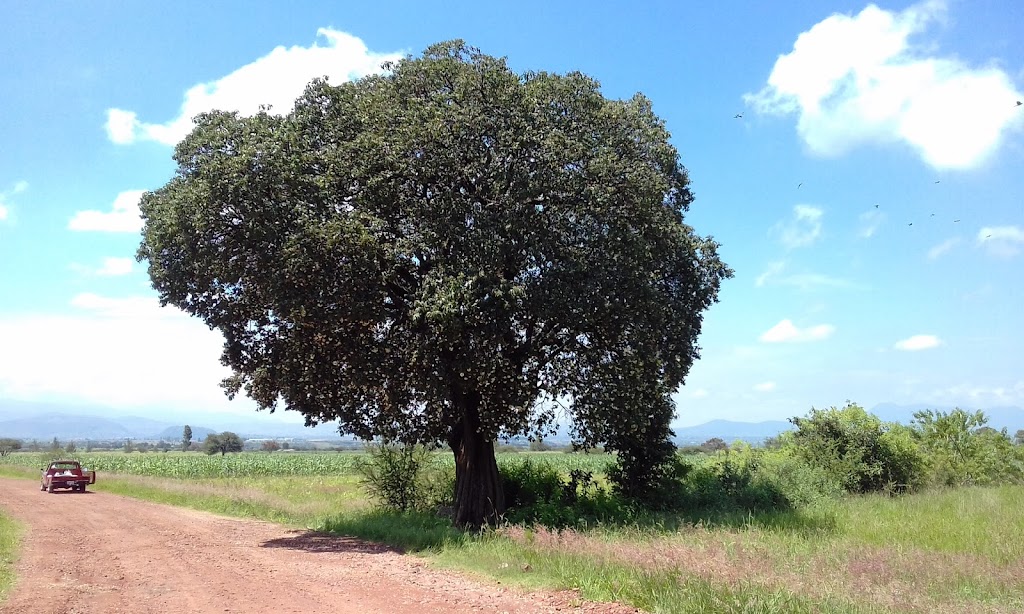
<box><xmin>40</xmin><ymin>460</ymin><xmax>96</xmax><ymax>493</ymax></box>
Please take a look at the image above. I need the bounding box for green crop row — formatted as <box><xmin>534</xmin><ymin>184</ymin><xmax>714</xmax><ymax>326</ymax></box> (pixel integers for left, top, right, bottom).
<box><xmin>0</xmin><ymin>449</ymin><xmax>615</xmax><ymax>480</ymax></box>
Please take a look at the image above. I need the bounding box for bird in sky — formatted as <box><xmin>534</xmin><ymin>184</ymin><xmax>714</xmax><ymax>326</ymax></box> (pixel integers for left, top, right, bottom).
<box><xmin>908</xmin><ymin>222</ymin><xmax>913</xmax><ymax>226</ymax></box>
<box><xmin>934</xmin><ymin>180</ymin><xmax>941</xmax><ymax>184</ymax></box>
<box><xmin>797</xmin><ymin>182</ymin><xmax>802</xmax><ymax>188</ymax></box>
<box><xmin>930</xmin><ymin>213</ymin><xmax>935</xmax><ymax>217</ymax></box>
<box><xmin>734</xmin><ymin>113</ymin><xmax>743</xmax><ymax>118</ymax></box>
<box><xmin>1017</xmin><ymin>100</ymin><xmax>1022</xmax><ymax>106</ymax></box>
<box><xmin>954</xmin><ymin>219</ymin><xmax>961</xmax><ymax>223</ymax></box>
<box><xmin>874</xmin><ymin>204</ymin><xmax>879</xmax><ymax>208</ymax></box>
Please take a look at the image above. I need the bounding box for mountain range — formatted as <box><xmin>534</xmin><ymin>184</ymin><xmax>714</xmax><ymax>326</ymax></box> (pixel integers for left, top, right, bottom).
<box><xmin>1</xmin><ymin>399</ymin><xmax>1021</xmax><ymax>443</ymax></box>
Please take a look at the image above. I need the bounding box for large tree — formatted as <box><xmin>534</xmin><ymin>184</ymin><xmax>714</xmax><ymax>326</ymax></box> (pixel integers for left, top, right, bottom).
<box><xmin>138</xmin><ymin>41</ymin><xmax>731</xmax><ymax>526</ymax></box>
<box><xmin>204</xmin><ymin>432</ymin><xmax>244</xmax><ymax>456</ymax></box>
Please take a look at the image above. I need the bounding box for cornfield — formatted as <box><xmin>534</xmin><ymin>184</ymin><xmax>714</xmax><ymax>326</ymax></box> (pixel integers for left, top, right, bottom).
<box><xmin>0</xmin><ymin>450</ymin><xmax>615</xmax><ymax>480</ymax></box>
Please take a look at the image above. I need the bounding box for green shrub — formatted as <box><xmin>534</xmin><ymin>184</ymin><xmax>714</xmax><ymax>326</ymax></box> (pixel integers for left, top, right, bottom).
<box><xmin>498</xmin><ymin>457</ymin><xmax>632</xmax><ymax>527</ymax></box>
<box><xmin>914</xmin><ymin>409</ymin><xmax>1023</xmax><ymax>486</ymax></box>
<box><xmin>787</xmin><ymin>402</ymin><xmax>924</xmax><ymax>494</ymax></box>
<box><xmin>356</xmin><ymin>442</ymin><xmax>448</xmax><ymax>513</ymax></box>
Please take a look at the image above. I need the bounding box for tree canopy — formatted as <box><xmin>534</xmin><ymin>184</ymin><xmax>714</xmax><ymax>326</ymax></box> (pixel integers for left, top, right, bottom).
<box><xmin>204</xmin><ymin>432</ymin><xmax>244</xmax><ymax>456</ymax></box>
<box><xmin>138</xmin><ymin>41</ymin><xmax>731</xmax><ymax>526</ymax></box>
<box><xmin>0</xmin><ymin>438</ymin><xmax>21</xmax><ymax>457</ymax></box>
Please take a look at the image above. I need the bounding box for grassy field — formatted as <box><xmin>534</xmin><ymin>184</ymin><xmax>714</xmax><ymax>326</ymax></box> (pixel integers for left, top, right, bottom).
<box><xmin>1</xmin><ymin>451</ymin><xmax>1022</xmax><ymax>613</ymax></box>
<box><xmin>0</xmin><ymin>509</ymin><xmax>20</xmax><ymax>602</ymax></box>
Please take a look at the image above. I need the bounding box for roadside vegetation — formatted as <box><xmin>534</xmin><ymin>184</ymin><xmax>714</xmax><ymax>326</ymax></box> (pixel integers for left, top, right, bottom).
<box><xmin>0</xmin><ymin>510</ymin><xmax>20</xmax><ymax>602</ymax></box>
<box><xmin>2</xmin><ymin>403</ymin><xmax>1023</xmax><ymax>612</ymax></box>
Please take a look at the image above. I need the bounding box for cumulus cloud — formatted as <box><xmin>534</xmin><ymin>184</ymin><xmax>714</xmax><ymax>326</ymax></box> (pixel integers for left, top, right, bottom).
<box><xmin>753</xmin><ymin>381</ymin><xmax>777</xmax><ymax>392</ymax></box>
<box><xmin>977</xmin><ymin>225</ymin><xmax>1024</xmax><ymax>257</ymax></box>
<box><xmin>760</xmin><ymin>319</ymin><xmax>836</xmax><ymax>343</ymax></box>
<box><xmin>745</xmin><ymin>1</ymin><xmax>1024</xmax><ymax>169</ymax></box>
<box><xmin>894</xmin><ymin>334</ymin><xmax>942</xmax><ymax>350</ymax></box>
<box><xmin>927</xmin><ymin>236</ymin><xmax>960</xmax><ymax>260</ymax></box>
<box><xmin>68</xmin><ymin>190</ymin><xmax>146</xmax><ymax>232</ymax></box>
<box><xmin>105</xmin><ymin>109</ymin><xmax>141</xmax><ymax>145</ymax></box>
<box><xmin>772</xmin><ymin>204</ymin><xmax>823</xmax><ymax>248</ymax></box>
<box><xmin>107</xmin><ymin>29</ymin><xmax>404</xmax><ymax>146</ymax></box>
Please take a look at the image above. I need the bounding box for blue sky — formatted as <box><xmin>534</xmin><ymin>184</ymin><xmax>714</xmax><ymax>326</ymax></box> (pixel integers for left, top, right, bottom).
<box><xmin>1</xmin><ymin>0</ymin><xmax>1021</xmax><ymax>428</ymax></box>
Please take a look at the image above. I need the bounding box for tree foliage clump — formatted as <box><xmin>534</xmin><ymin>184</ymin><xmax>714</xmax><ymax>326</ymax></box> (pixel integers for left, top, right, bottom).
<box><xmin>356</xmin><ymin>443</ymin><xmax>452</xmax><ymax>513</ymax></box>
<box><xmin>0</xmin><ymin>438</ymin><xmax>21</xmax><ymax>457</ymax></box>
<box><xmin>913</xmin><ymin>409</ymin><xmax>1023</xmax><ymax>486</ymax></box>
<box><xmin>204</xmin><ymin>432</ymin><xmax>244</xmax><ymax>456</ymax></box>
<box><xmin>182</xmin><ymin>425</ymin><xmax>193</xmax><ymax>452</ymax></box>
<box><xmin>788</xmin><ymin>403</ymin><xmax>925</xmax><ymax>494</ymax></box>
<box><xmin>137</xmin><ymin>41</ymin><xmax>730</xmax><ymax>526</ymax></box>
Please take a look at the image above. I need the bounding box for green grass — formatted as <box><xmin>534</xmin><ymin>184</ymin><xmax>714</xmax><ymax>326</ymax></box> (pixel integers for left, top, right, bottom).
<box><xmin>837</xmin><ymin>485</ymin><xmax>1024</xmax><ymax>563</ymax></box>
<box><xmin>2</xmin><ymin>451</ymin><xmax>1022</xmax><ymax>612</ymax></box>
<box><xmin>0</xmin><ymin>509</ymin><xmax>21</xmax><ymax>603</ymax></box>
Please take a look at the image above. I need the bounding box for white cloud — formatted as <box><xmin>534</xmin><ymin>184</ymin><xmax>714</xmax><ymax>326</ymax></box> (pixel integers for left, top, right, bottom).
<box><xmin>760</xmin><ymin>319</ymin><xmax>836</xmax><ymax>343</ymax></box>
<box><xmin>746</xmin><ymin>1</ymin><xmax>1024</xmax><ymax>169</ymax></box>
<box><xmin>0</xmin><ymin>180</ymin><xmax>28</xmax><ymax>224</ymax></box>
<box><xmin>107</xmin><ymin>29</ymin><xmax>404</xmax><ymax>146</ymax></box>
<box><xmin>894</xmin><ymin>334</ymin><xmax>942</xmax><ymax>351</ymax></box>
<box><xmin>977</xmin><ymin>225</ymin><xmax>1024</xmax><ymax>258</ymax></box>
<box><xmin>68</xmin><ymin>190</ymin><xmax>146</xmax><ymax>232</ymax></box>
<box><xmin>927</xmin><ymin>381</ymin><xmax>1024</xmax><ymax>406</ymax></box>
<box><xmin>753</xmin><ymin>381</ymin><xmax>777</xmax><ymax>392</ymax></box>
<box><xmin>927</xmin><ymin>236</ymin><xmax>960</xmax><ymax>260</ymax></box>
<box><xmin>755</xmin><ymin>261</ymin><xmax>786</xmax><ymax>287</ymax></box>
<box><xmin>0</xmin><ymin>294</ymin><xmax>252</xmax><ymax>412</ymax></box>
<box><xmin>772</xmin><ymin>204</ymin><xmax>823</xmax><ymax>249</ymax></box>
<box><xmin>778</xmin><ymin>273</ymin><xmax>862</xmax><ymax>290</ymax></box>
<box><xmin>96</xmin><ymin>257</ymin><xmax>134</xmax><ymax>277</ymax></box>
<box><xmin>105</xmin><ymin>109</ymin><xmax>141</xmax><ymax>145</ymax></box>
<box><xmin>71</xmin><ymin>258</ymin><xmax>135</xmax><ymax>277</ymax></box>
<box><xmin>858</xmin><ymin>208</ymin><xmax>885</xmax><ymax>238</ymax></box>
<box><xmin>756</xmin><ymin>261</ymin><xmax>862</xmax><ymax>291</ymax></box>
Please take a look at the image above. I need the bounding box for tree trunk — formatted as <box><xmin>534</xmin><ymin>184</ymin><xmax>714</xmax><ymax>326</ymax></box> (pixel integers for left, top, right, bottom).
<box><xmin>448</xmin><ymin>389</ymin><xmax>505</xmax><ymax>528</ymax></box>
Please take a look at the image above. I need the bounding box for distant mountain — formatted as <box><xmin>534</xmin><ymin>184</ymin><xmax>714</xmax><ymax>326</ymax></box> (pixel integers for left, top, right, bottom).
<box><xmin>156</xmin><ymin>425</ymin><xmax>217</xmax><ymax>442</ymax></box>
<box><xmin>3</xmin><ymin>398</ymin><xmax>1020</xmax><ymax>442</ymax></box>
<box><xmin>673</xmin><ymin>420</ymin><xmax>793</xmax><ymax>443</ymax></box>
<box><xmin>0</xmin><ymin>399</ymin><xmax>342</xmax><ymax>441</ymax></box>
<box><xmin>0</xmin><ymin>413</ymin><xmax>137</xmax><ymax>440</ymax></box>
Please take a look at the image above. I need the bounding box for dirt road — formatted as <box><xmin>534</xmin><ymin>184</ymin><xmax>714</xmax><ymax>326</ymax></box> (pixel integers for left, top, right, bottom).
<box><xmin>0</xmin><ymin>478</ymin><xmax>636</xmax><ymax>614</ymax></box>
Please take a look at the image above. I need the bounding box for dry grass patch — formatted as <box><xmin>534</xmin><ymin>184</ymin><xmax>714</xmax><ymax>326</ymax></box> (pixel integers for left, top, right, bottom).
<box><xmin>498</xmin><ymin>516</ymin><xmax>1024</xmax><ymax>613</ymax></box>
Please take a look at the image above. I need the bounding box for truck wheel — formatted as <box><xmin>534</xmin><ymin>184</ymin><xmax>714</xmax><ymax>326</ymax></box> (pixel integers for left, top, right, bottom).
<box><xmin>47</xmin><ymin>483</ymin><xmax>54</xmax><ymax>494</ymax></box>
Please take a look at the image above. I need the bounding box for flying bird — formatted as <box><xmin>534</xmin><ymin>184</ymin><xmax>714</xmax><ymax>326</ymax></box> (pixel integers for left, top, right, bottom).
<box><xmin>1017</xmin><ymin>100</ymin><xmax>1022</xmax><ymax>106</ymax></box>
<box><xmin>874</xmin><ymin>204</ymin><xmax>879</xmax><ymax>209</ymax></box>
<box><xmin>934</xmin><ymin>180</ymin><xmax>941</xmax><ymax>184</ymax></box>
<box><xmin>797</xmin><ymin>182</ymin><xmax>803</xmax><ymax>188</ymax></box>
<box><xmin>908</xmin><ymin>222</ymin><xmax>913</xmax><ymax>226</ymax></box>
<box><xmin>930</xmin><ymin>213</ymin><xmax>935</xmax><ymax>217</ymax></box>
<box><xmin>954</xmin><ymin>219</ymin><xmax>961</xmax><ymax>223</ymax></box>
<box><xmin>734</xmin><ymin>113</ymin><xmax>743</xmax><ymax>119</ymax></box>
